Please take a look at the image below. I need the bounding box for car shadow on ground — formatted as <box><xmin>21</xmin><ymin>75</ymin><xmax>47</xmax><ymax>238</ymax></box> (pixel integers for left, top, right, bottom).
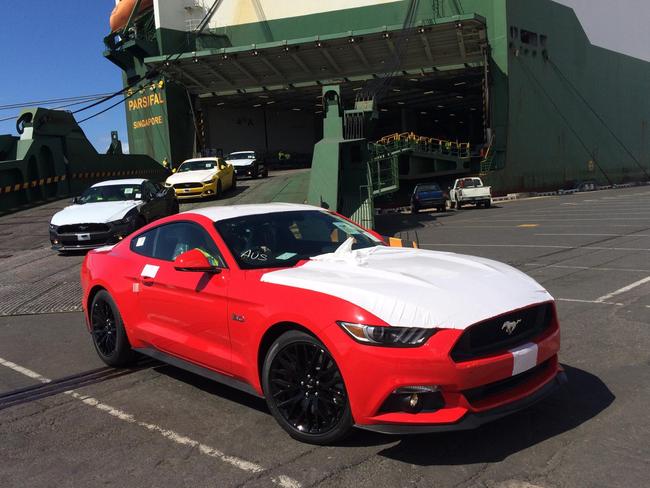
<box><xmin>152</xmin><ymin>363</ymin><xmax>613</xmax><ymax>457</ymax></box>
<box><xmin>153</xmin><ymin>364</ymin><xmax>269</xmax><ymax>414</ymax></box>
<box><xmin>372</xmin><ymin>365</ymin><xmax>614</xmax><ymax>465</ymax></box>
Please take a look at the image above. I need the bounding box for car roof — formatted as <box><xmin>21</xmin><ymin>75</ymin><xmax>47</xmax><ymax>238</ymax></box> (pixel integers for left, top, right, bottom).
<box><xmin>186</xmin><ymin>203</ymin><xmax>323</xmax><ymax>222</ymax></box>
<box><xmin>182</xmin><ymin>157</ymin><xmax>221</xmax><ymax>163</ymax></box>
<box><xmin>92</xmin><ymin>178</ymin><xmax>146</xmax><ymax>187</ymax></box>
<box><xmin>228</xmin><ymin>150</ymin><xmax>255</xmax><ymax>154</ymax></box>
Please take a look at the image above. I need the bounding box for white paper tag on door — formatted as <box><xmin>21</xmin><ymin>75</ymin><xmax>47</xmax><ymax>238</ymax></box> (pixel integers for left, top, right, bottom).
<box><xmin>141</xmin><ymin>264</ymin><xmax>159</xmax><ymax>278</ymax></box>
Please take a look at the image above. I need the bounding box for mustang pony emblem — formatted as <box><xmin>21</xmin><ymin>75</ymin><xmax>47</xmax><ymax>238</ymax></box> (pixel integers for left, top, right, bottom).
<box><xmin>502</xmin><ymin>319</ymin><xmax>522</xmax><ymax>335</ymax></box>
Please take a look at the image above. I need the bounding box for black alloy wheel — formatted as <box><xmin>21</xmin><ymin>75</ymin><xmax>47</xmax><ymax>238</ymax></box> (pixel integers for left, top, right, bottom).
<box><xmin>90</xmin><ymin>290</ymin><xmax>136</xmax><ymax>367</ymax></box>
<box><xmin>263</xmin><ymin>331</ymin><xmax>353</xmax><ymax>444</ymax></box>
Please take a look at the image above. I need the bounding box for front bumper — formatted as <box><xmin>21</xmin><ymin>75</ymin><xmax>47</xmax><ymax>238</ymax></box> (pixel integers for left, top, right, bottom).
<box><xmin>234</xmin><ymin>165</ymin><xmax>256</xmax><ymax>177</ymax></box>
<box><xmin>321</xmin><ymin>313</ymin><xmax>562</xmax><ymax>431</ymax></box>
<box><xmin>50</xmin><ymin>225</ymin><xmax>131</xmax><ymax>251</ymax></box>
<box><xmin>358</xmin><ymin>369</ymin><xmax>567</xmax><ymax>434</ymax></box>
<box><xmin>172</xmin><ymin>181</ymin><xmax>217</xmax><ymax>200</ymax></box>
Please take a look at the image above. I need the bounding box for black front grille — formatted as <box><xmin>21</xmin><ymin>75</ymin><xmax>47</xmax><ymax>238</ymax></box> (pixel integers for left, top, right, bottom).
<box><xmin>451</xmin><ymin>303</ymin><xmax>553</xmax><ymax>362</ymax></box>
<box><xmin>58</xmin><ymin>223</ymin><xmax>110</xmax><ymax>233</ymax></box>
<box><xmin>174</xmin><ymin>183</ymin><xmax>202</xmax><ymax>189</ymax></box>
<box><xmin>462</xmin><ymin>359</ymin><xmax>550</xmax><ymax>405</ymax></box>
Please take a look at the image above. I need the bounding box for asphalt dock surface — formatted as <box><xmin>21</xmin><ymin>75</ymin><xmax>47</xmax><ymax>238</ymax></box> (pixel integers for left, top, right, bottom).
<box><xmin>1</xmin><ymin>176</ymin><xmax>648</xmax><ymax>488</ymax></box>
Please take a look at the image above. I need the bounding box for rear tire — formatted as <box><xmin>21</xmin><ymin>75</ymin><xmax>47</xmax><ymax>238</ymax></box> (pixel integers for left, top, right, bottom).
<box><xmin>262</xmin><ymin>331</ymin><xmax>353</xmax><ymax>445</ymax></box>
<box><xmin>90</xmin><ymin>290</ymin><xmax>136</xmax><ymax>367</ymax></box>
<box><xmin>263</xmin><ymin>166</ymin><xmax>269</xmax><ymax>178</ymax></box>
<box><xmin>484</xmin><ymin>200</ymin><xmax>491</xmax><ymax>208</ymax></box>
<box><xmin>438</xmin><ymin>205</ymin><xmax>446</xmax><ymax>213</ymax></box>
<box><xmin>411</xmin><ymin>205</ymin><xmax>419</xmax><ymax>214</ymax></box>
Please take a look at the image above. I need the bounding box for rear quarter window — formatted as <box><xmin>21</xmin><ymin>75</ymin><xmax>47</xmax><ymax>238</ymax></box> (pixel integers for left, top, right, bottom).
<box><xmin>130</xmin><ymin>227</ymin><xmax>158</xmax><ymax>257</ymax></box>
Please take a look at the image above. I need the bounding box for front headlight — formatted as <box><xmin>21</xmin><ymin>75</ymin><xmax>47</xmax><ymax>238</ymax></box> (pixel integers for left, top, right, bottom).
<box><xmin>337</xmin><ymin>321</ymin><xmax>437</xmax><ymax>347</ymax></box>
<box><xmin>49</xmin><ymin>224</ymin><xmax>58</xmax><ymax>231</ymax></box>
<box><xmin>111</xmin><ymin>213</ymin><xmax>136</xmax><ymax>226</ymax></box>
<box><xmin>164</xmin><ymin>182</ymin><xmax>172</xmax><ymax>188</ymax></box>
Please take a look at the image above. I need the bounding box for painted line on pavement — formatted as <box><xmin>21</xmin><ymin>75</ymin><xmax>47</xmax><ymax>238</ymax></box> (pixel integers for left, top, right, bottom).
<box><xmin>594</xmin><ymin>276</ymin><xmax>650</xmax><ymax>303</ymax></box>
<box><xmin>556</xmin><ymin>298</ymin><xmax>623</xmax><ymax>306</ymax></box>
<box><xmin>0</xmin><ymin>356</ymin><xmax>301</xmax><ymax>487</ymax></box>
<box><xmin>524</xmin><ymin>264</ymin><xmax>650</xmax><ymax>273</ymax></box>
<box><xmin>534</xmin><ymin>233</ymin><xmax>650</xmax><ymax>237</ymax></box>
<box><xmin>421</xmin><ymin>243</ymin><xmax>650</xmax><ymax>251</ymax></box>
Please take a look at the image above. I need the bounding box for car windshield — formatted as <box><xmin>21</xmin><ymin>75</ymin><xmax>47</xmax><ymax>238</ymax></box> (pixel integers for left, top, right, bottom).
<box><xmin>227</xmin><ymin>152</ymin><xmax>255</xmax><ymax>160</ymax></box>
<box><xmin>416</xmin><ymin>184</ymin><xmax>441</xmax><ymax>192</ymax></box>
<box><xmin>178</xmin><ymin>160</ymin><xmax>217</xmax><ymax>172</ymax></box>
<box><xmin>78</xmin><ymin>184</ymin><xmax>142</xmax><ymax>203</ymax></box>
<box><xmin>215</xmin><ymin>210</ymin><xmax>384</xmax><ymax>269</ymax></box>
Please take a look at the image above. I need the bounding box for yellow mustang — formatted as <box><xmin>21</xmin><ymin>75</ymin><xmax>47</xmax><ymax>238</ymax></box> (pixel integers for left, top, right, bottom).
<box><xmin>165</xmin><ymin>157</ymin><xmax>236</xmax><ymax>200</ymax></box>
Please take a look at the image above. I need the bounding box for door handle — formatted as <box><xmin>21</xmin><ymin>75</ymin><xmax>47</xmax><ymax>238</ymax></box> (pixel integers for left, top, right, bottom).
<box><xmin>140</xmin><ymin>276</ymin><xmax>155</xmax><ymax>287</ymax></box>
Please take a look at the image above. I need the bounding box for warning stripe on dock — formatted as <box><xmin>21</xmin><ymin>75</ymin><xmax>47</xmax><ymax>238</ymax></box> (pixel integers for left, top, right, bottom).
<box><xmin>0</xmin><ymin>169</ymin><xmax>165</xmax><ymax>195</ymax></box>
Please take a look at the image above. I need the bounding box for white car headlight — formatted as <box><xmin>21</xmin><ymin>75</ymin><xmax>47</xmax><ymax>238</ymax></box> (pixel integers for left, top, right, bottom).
<box><xmin>337</xmin><ymin>321</ymin><xmax>437</xmax><ymax>347</ymax></box>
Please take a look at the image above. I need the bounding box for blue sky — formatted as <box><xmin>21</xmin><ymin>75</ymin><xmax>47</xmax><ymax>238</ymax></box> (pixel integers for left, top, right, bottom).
<box><xmin>0</xmin><ymin>0</ymin><xmax>127</xmax><ymax>152</ymax></box>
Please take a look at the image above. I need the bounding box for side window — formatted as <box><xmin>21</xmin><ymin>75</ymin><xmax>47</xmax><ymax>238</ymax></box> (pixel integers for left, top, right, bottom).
<box><xmin>152</xmin><ymin>222</ymin><xmax>225</xmax><ymax>267</ymax></box>
<box><xmin>142</xmin><ymin>181</ymin><xmax>157</xmax><ymax>198</ymax></box>
<box><xmin>130</xmin><ymin>227</ymin><xmax>159</xmax><ymax>258</ymax></box>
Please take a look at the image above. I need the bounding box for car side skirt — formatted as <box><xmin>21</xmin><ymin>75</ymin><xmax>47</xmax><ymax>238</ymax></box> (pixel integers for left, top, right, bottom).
<box><xmin>134</xmin><ymin>347</ymin><xmax>262</xmax><ymax>398</ymax></box>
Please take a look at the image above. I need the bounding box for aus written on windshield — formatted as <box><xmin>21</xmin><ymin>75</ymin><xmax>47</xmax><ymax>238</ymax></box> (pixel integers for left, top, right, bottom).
<box><xmin>215</xmin><ymin>210</ymin><xmax>383</xmax><ymax>269</ymax></box>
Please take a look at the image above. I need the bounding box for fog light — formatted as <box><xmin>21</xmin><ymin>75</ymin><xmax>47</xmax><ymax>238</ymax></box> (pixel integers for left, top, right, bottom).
<box><xmin>409</xmin><ymin>394</ymin><xmax>419</xmax><ymax>408</ymax></box>
<box><xmin>379</xmin><ymin>386</ymin><xmax>444</xmax><ymax>414</ymax></box>
<box><xmin>52</xmin><ymin>239</ymin><xmax>59</xmax><ymax>244</ymax></box>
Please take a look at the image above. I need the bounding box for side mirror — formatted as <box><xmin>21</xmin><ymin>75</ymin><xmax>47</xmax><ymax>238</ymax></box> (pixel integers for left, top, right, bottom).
<box><xmin>72</xmin><ymin>196</ymin><xmax>79</xmax><ymax>204</ymax></box>
<box><xmin>172</xmin><ymin>168</ymin><xmax>177</xmax><ymax>173</ymax></box>
<box><xmin>174</xmin><ymin>249</ymin><xmax>221</xmax><ymax>274</ymax></box>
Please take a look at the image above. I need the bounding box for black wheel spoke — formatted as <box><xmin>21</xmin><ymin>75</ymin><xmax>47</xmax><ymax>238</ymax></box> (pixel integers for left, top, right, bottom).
<box><xmin>91</xmin><ymin>299</ymin><xmax>118</xmax><ymax>356</ymax></box>
<box><xmin>268</xmin><ymin>341</ymin><xmax>347</xmax><ymax>436</ymax></box>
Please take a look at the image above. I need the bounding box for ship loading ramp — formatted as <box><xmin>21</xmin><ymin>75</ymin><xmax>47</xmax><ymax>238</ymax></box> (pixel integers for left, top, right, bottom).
<box><xmin>145</xmin><ymin>14</ymin><xmax>490</xmax><ymax>223</ymax></box>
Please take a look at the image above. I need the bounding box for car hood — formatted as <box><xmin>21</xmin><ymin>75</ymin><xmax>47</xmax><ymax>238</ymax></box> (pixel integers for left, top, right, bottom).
<box><xmin>226</xmin><ymin>158</ymin><xmax>255</xmax><ymax>167</ymax></box>
<box><xmin>166</xmin><ymin>169</ymin><xmax>216</xmax><ymax>184</ymax></box>
<box><xmin>51</xmin><ymin>201</ymin><xmax>141</xmax><ymax>226</ymax></box>
<box><xmin>261</xmin><ymin>246</ymin><xmax>552</xmax><ymax>330</ymax></box>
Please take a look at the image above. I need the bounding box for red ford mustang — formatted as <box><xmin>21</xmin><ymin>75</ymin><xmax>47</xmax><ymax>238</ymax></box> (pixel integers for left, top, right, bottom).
<box><xmin>81</xmin><ymin>203</ymin><xmax>565</xmax><ymax>444</ymax></box>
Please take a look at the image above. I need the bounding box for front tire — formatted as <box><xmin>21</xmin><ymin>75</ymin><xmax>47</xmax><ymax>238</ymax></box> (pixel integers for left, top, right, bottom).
<box><xmin>90</xmin><ymin>290</ymin><xmax>136</xmax><ymax>367</ymax></box>
<box><xmin>262</xmin><ymin>331</ymin><xmax>353</xmax><ymax>445</ymax></box>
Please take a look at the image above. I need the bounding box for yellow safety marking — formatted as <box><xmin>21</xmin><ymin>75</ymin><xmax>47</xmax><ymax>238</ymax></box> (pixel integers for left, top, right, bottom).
<box><xmin>388</xmin><ymin>237</ymin><xmax>403</xmax><ymax>247</ymax></box>
<box><xmin>517</xmin><ymin>224</ymin><xmax>540</xmax><ymax>228</ymax></box>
